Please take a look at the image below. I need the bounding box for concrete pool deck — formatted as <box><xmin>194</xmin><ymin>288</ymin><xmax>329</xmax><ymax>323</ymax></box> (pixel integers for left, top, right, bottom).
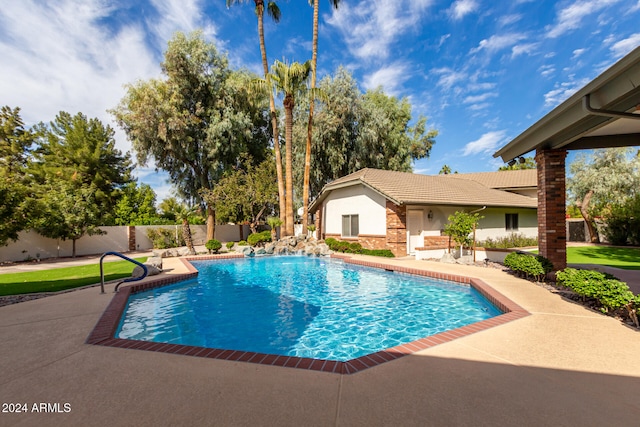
<box><xmin>1</xmin><ymin>254</ymin><xmax>639</xmax><ymax>426</ymax></box>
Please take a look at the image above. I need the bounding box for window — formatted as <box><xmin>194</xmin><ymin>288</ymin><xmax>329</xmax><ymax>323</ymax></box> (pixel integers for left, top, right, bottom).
<box><xmin>505</xmin><ymin>213</ymin><xmax>519</xmax><ymax>231</ymax></box>
<box><xmin>342</xmin><ymin>214</ymin><xmax>359</xmax><ymax>237</ymax></box>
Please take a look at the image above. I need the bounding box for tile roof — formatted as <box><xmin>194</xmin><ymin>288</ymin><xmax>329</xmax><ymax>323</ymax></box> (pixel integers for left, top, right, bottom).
<box><xmin>442</xmin><ymin>169</ymin><xmax>537</xmax><ymax>190</ymax></box>
<box><xmin>312</xmin><ymin>168</ymin><xmax>537</xmax><ymax>210</ymax></box>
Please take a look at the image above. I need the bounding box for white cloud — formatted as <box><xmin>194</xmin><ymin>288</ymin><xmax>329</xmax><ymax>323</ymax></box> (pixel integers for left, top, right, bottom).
<box><xmin>470</xmin><ymin>33</ymin><xmax>527</xmax><ymax>55</ymax></box>
<box><xmin>498</xmin><ymin>14</ymin><xmax>522</xmax><ymax>27</ymax></box>
<box><xmin>463</xmin><ymin>93</ymin><xmax>497</xmax><ymax>104</ymax></box>
<box><xmin>546</xmin><ymin>0</ymin><xmax>621</xmax><ymax>38</ymax></box>
<box><xmin>0</xmin><ymin>0</ymin><xmax>215</xmax><ymax>159</ymax></box>
<box><xmin>448</xmin><ymin>0</ymin><xmax>478</xmax><ymax>20</ymax></box>
<box><xmin>325</xmin><ymin>0</ymin><xmax>435</xmax><ymax>61</ymax></box>
<box><xmin>463</xmin><ymin>130</ymin><xmax>507</xmax><ymax>156</ymax></box>
<box><xmin>572</xmin><ymin>48</ymin><xmax>587</xmax><ymax>59</ymax></box>
<box><xmin>511</xmin><ymin>43</ymin><xmax>539</xmax><ymax>58</ymax></box>
<box><xmin>539</xmin><ymin>64</ymin><xmax>556</xmax><ymax>77</ymax></box>
<box><xmin>432</xmin><ymin>67</ymin><xmax>467</xmax><ymax>91</ymax></box>
<box><xmin>543</xmin><ymin>77</ymin><xmax>590</xmax><ymax>107</ymax></box>
<box><xmin>363</xmin><ymin>64</ymin><xmax>409</xmax><ymax>95</ymax></box>
<box><xmin>609</xmin><ymin>33</ymin><xmax>640</xmax><ymax>59</ymax></box>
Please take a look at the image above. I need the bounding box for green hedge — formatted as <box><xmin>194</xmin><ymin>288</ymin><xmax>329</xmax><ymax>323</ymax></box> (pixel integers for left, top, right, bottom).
<box><xmin>556</xmin><ymin>268</ymin><xmax>639</xmax><ymax>326</ymax></box>
<box><xmin>325</xmin><ymin>237</ymin><xmax>394</xmax><ymax>258</ymax></box>
<box><xmin>503</xmin><ymin>252</ymin><xmax>553</xmax><ymax>282</ymax></box>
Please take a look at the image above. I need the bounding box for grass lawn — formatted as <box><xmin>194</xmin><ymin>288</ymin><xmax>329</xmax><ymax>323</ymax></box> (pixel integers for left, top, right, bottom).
<box><xmin>0</xmin><ymin>257</ymin><xmax>147</xmax><ymax>296</ymax></box>
<box><xmin>565</xmin><ymin>245</ymin><xmax>640</xmax><ymax>270</ymax></box>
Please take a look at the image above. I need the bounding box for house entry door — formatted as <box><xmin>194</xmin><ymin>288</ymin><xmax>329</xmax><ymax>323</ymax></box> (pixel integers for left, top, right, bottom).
<box><xmin>407</xmin><ymin>210</ymin><xmax>424</xmax><ymax>254</ymax></box>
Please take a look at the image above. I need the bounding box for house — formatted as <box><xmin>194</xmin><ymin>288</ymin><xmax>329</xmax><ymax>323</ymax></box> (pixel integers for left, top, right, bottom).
<box><xmin>309</xmin><ymin>168</ymin><xmax>538</xmax><ymax>257</ymax></box>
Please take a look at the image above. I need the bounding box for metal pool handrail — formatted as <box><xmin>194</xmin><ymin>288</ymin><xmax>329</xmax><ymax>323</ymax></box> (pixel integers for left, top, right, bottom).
<box><xmin>99</xmin><ymin>251</ymin><xmax>148</xmax><ymax>294</ymax></box>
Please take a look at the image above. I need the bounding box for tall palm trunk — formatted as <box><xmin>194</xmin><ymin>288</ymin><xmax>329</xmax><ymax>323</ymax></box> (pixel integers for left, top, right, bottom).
<box><xmin>182</xmin><ymin>219</ymin><xmax>195</xmax><ymax>254</ymax></box>
<box><xmin>257</xmin><ymin>1</ymin><xmax>286</xmax><ymax>233</ymax></box>
<box><xmin>206</xmin><ymin>204</ymin><xmax>215</xmax><ymax>242</ymax></box>
<box><xmin>302</xmin><ymin>0</ymin><xmax>320</xmax><ymax>229</ymax></box>
<box><xmin>284</xmin><ymin>94</ymin><xmax>295</xmax><ymax>236</ymax></box>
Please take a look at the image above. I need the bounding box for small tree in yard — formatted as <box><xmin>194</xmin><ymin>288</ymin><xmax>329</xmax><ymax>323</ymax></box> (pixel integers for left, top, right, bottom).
<box><xmin>443</xmin><ymin>211</ymin><xmax>483</xmax><ymax>256</ymax></box>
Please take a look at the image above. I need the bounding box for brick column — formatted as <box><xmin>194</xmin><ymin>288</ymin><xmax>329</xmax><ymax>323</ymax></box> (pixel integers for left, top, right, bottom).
<box><xmin>127</xmin><ymin>226</ymin><xmax>136</xmax><ymax>251</ymax></box>
<box><xmin>386</xmin><ymin>201</ymin><xmax>407</xmax><ymax>257</ymax></box>
<box><xmin>535</xmin><ymin>148</ymin><xmax>567</xmax><ymax>271</ymax></box>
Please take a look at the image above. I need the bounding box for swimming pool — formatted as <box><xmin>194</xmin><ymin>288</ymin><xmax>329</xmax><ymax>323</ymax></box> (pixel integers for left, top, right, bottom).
<box><xmin>116</xmin><ymin>256</ymin><xmax>502</xmax><ymax>362</ymax></box>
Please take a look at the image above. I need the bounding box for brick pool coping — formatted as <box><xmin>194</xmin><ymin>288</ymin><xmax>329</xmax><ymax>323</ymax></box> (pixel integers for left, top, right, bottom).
<box><xmin>86</xmin><ymin>253</ymin><xmax>530</xmax><ymax>375</ymax></box>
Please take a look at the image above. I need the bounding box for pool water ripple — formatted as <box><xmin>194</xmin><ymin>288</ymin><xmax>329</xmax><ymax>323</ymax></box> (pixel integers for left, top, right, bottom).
<box><xmin>117</xmin><ymin>256</ymin><xmax>501</xmax><ymax>362</ymax></box>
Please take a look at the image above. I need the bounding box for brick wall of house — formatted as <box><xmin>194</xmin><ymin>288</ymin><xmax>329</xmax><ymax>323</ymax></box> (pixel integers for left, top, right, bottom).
<box><xmin>386</xmin><ymin>201</ymin><xmax>407</xmax><ymax>257</ymax></box>
<box><xmin>535</xmin><ymin>148</ymin><xmax>567</xmax><ymax>271</ymax></box>
<box><xmin>358</xmin><ymin>234</ymin><xmax>387</xmax><ymax>250</ymax></box>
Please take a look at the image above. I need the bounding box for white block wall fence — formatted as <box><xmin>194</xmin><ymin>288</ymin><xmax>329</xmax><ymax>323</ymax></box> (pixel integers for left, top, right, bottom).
<box><xmin>0</xmin><ymin>224</ymin><xmax>252</xmax><ymax>262</ymax></box>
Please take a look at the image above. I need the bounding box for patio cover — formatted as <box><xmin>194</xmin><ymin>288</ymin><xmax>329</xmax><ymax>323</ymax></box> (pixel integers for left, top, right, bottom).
<box><xmin>494</xmin><ymin>46</ymin><xmax>640</xmax><ymax>162</ymax></box>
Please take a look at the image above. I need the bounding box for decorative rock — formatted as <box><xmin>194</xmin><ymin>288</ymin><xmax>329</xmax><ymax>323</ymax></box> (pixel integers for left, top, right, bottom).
<box><xmin>440</xmin><ymin>253</ymin><xmax>456</xmax><ymax>264</ymax></box>
<box><xmin>242</xmin><ymin>247</ymin><xmax>255</xmax><ymax>257</ymax></box>
<box><xmin>132</xmin><ymin>264</ymin><xmax>162</xmax><ymax>279</ymax></box>
<box><xmin>255</xmin><ymin>247</ymin><xmax>266</xmax><ymax>255</ymax></box>
<box><xmin>146</xmin><ymin>256</ymin><xmax>163</xmax><ymax>269</ymax></box>
<box><xmin>264</xmin><ymin>242</ymin><xmax>275</xmax><ymax>254</ymax></box>
<box><xmin>178</xmin><ymin>247</ymin><xmax>195</xmax><ymax>256</ymax></box>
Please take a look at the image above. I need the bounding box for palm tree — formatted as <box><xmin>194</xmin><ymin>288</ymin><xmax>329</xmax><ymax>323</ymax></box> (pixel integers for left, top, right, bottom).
<box><xmin>302</xmin><ymin>0</ymin><xmax>341</xmax><ymax>228</ymax></box>
<box><xmin>162</xmin><ymin>198</ymin><xmax>197</xmax><ymax>254</ymax></box>
<box><xmin>255</xmin><ymin>60</ymin><xmax>317</xmax><ymax>236</ymax></box>
<box><xmin>226</xmin><ymin>0</ymin><xmax>286</xmax><ymax>230</ymax></box>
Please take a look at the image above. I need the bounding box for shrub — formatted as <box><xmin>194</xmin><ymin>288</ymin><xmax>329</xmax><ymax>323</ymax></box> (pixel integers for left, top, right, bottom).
<box><xmin>348</xmin><ymin>242</ymin><xmax>363</xmax><ymax>253</ymax></box>
<box><xmin>480</xmin><ymin>233</ymin><xmax>538</xmax><ymax>249</ymax></box>
<box><xmin>322</xmin><ymin>238</ymin><xmax>394</xmax><ymax>258</ymax></box>
<box><xmin>325</xmin><ymin>238</ymin><xmax>338</xmax><ymax>250</ymax></box>
<box><xmin>226</xmin><ymin>241</ymin><xmax>235</xmax><ymax>250</ymax></box>
<box><xmin>247</xmin><ymin>230</ymin><xmax>272</xmax><ymax>247</ymax></box>
<box><xmin>205</xmin><ymin>239</ymin><xmax>222</xmax><ymax>254</ymax></box>
<box><xmin>238</xmin><ymin>240</ymin><xmax>248</xmax><ymax>246</ymax></box>
<box><xmin>361</xmin><ymin>249</ymin><xmax>395</xmax><ymax>257</ymax></box>
<box><xmin>556</xmin><ymin>267</ymin><xmax>639</xmax><ymax>326</ymax></box>
<box><xmin>503</xmin><ymin>252</ymin><xmax>552</xmax><ymax>281</ymax></box>
<box><xmin>146</xmin><ymin>228</ymin><xmax>183</xmax><ymax>249</ymax></box>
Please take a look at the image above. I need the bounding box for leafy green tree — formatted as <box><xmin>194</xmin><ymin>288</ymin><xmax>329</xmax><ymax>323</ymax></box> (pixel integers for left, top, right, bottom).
<box><xmin>202</xmin><ymin>155</ymin><xmax>278</xmax><ymax>233</ymax></box>
<box><xmin>0</xmin><ymin>106</ymin><xmax>35</xmax><ymax>245</ymax></box>
<box><xmin>112</xmin><ymin>31</ymin><xmax>269</xmax><ymax>241</ymax></box>
<box><xmin>567</xmin><ymin>148</ymin><xmax>640</xmax><ymax>243</ymax></box>
<box><xmin>33</xmin><ymin>182</ymin><xmax>105</xmax><ymax>257</ymax></box>
<box><xmin>499</xmin><ymin>156</ymin><xmax>536</xmax><ymax>170</ymax></box>
<box><xmin>443</xmin><ymin>211</ymin><xmax>484</xmax><ymax>252</ymax></box>
<box><xmin>114</xmin><ymin>182</ymin><xmax>161</xmax><ymax>225</ymax></box>
<box><xmin>302</xmin><ymin>0</ymin><xmax>342</xmax><ymax>228</ymax></box>
<box><xmin>226</xmin><ymin>0</ymin><xmax>286</xmax><ymax>228</ymax></box>
<box><xmin>32</xmin><ymin>111</ymin><xmax>133</xmax><ymax>225</ymax></box>
<box><xmin>439</xmin><ymin>165</ymin><xmax>452</xmax><ymax>174</ymax></box>
<box><xmin>293</xmin><ymin>68</ymin><xmax>437</xmax><ymax>201</ymax></box>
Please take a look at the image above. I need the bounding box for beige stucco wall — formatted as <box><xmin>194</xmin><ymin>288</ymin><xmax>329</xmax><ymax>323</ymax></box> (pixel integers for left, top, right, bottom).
<box><xmin>323</xmin><ymin>185</ymin><xmax>387</xmax><ymax>237</ymax></box>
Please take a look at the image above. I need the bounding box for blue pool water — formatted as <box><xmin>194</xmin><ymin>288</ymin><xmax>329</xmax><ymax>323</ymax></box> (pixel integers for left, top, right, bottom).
<box><xmin>117</xmin><ymin>256</ymin><xmax>501</xmax><ymax>361</ymax></box>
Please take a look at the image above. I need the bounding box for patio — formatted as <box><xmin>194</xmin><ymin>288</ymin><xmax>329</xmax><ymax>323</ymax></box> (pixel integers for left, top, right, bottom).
<box><xmin>1</xmin><ymin>255</ymin><xmax>639</xmax><ymax>426</ymax></box>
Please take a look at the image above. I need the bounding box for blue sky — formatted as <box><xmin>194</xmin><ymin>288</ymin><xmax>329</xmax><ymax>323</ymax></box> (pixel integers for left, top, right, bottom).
<box><xmin>1</xmin><ymin>0</ymin><xmax>639</xmax><ymax>202</ymax></box>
